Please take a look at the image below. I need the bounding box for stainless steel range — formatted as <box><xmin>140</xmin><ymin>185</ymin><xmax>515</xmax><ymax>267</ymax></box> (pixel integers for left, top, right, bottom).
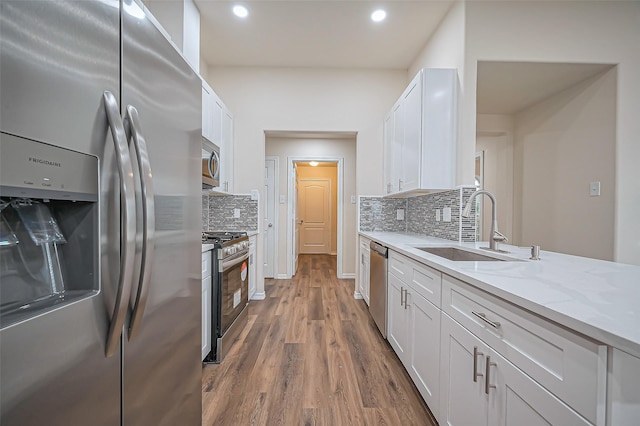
<box><xmin>202</xmin><ymin>231</ymin><xmax>249</xmax><ymax>363</ymax></box>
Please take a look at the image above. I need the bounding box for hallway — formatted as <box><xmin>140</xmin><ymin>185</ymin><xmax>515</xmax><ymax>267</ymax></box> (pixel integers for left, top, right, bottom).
<box><xmin>202</xmin><ymin>254</ymin><xmax>436</xmax><ymax>425</ymax></box>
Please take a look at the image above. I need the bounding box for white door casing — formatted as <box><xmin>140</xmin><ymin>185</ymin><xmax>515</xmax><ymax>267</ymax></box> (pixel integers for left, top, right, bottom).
<box><xmin>293</xmin><ymin>165</ymin><xmax>300</xmax><ymax>274</ymax></box>
<box><xmin>264</xmin><ymin>157</ymin><xmax>277</xmax><ymax>278</ymax></box>
<box><xmin>299</xmin><ymin>178</ymin><xmax>331</xmax><ymax>254</ymax></box>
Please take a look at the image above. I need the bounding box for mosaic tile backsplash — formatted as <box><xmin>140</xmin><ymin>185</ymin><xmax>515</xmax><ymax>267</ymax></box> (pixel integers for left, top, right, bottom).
<box><xmin>359</xmin><ymin>187</ymin><xmax>477</xmax><ymax>242</ymax></box>
<box><xmin>202</xmin><ymin>194</ymin><xmax>259</xmax><ymax>232</ymax></box>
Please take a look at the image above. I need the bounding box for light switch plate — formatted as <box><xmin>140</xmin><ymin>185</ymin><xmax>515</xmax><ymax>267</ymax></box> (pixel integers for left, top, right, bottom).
<box><xmin>250</xmin><ymin>189</ymin><xmax>259</xmax><ymax>201</ymax></box>
<box><xmin>396</xmin><ymin>209</ymin><xmax>405</xmax><ymax>220</ymax></box>
<box><xmin>436</xmin><ymin>209</ymin><xmax>441</xmax><ymax>222</ymax></box>
<box><xmin>590</xmin><ymin>181</ymin><xmax>601</xmax><ymax>197</ymax></box>
<box><xmin>443</xmin><ymin>207</ymin><xmax>452</xmax><ymax>222</ymax></box>
<box><xmin>234</xmin><ymin>208</ymin><xmax>241</xmax><ymax>218</ymax></box>
<box><xmin>351</xmin><ymin>195</ymin><xmax>357</xmax><ymax>204</ymax></box>
<box><xmin>279</xmin><ymin>195</ymin><xmax>285</xmax><ymax>204</ymax></box>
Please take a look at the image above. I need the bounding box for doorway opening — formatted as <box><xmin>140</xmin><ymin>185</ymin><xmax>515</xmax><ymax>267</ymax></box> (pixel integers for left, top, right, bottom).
<box><xmin>264</xmin><ymin>131</ymin><xmax>356</xmax><ymax>280</ymax></box>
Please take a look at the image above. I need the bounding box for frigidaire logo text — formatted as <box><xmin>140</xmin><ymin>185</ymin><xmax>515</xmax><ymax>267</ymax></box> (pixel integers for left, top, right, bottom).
<box><xmin>29</xmin><ymin>157</ymin><xmax>61</xmax><ymax>168</ymax></box>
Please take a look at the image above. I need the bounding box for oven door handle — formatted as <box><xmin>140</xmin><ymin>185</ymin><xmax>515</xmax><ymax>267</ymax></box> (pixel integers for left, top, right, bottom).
<box><xmin>222</xmin><ymin>252</ymin><xmax>249</xmax><ymax>270</ymax></box>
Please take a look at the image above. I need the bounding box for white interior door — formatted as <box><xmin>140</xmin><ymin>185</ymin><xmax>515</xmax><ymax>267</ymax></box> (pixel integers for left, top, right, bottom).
<box><xmin>299</xmin><ymin>178</ymin><xmax>331</xmax><ymax>254</ymax></box>
<box><xmin>264</xmin><ymin>158</ymin><xmax>276</xmax><ymax>278</ymax></box>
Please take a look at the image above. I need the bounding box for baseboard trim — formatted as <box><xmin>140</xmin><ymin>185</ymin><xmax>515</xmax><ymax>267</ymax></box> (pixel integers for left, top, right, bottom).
<box><xmin>275</xmin><ymin>274</ymin><xmax>291</xmax><ymax>279</ymax></box>
<box><xmin>251</xmin><ymin>292</ymin><xmax>266</xmax><ymax>300</ymax></box>
<box><xmin>339</xmin><ymin>273</ymin><xmax>356</xmax><ymax>279</ymax></box>
<box><xmin>353</xmin><ymin>291</ymin><xmax>363</xmax><ymax>299</ymax></box>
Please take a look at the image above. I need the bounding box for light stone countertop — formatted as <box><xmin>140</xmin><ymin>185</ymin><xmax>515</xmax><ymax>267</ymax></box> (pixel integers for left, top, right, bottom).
<box><xmin>360</xmin><ymin>231</ymin><xmax>640</xmax><ymax>358</ymax></box>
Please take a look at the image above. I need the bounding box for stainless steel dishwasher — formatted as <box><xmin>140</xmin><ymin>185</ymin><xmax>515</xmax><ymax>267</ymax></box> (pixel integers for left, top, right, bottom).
<box><xmin>369</xmin><ymin>241</ymin><xmax>388</xmax><ymax>338</ymax></box>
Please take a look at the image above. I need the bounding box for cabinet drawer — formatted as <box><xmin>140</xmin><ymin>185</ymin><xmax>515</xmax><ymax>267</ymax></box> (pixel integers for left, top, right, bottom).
<box><xmin>202</xmin><ymin>251</ymin><xmax>212</xmax><ymax>279</ymax></box>
<box><xmin>389</xmin><ymin>250</ymin><xmax>441</xmax><ymax>307</ymax></box>
<box><xmin>442</xmin><ymin>275</ymin><xmax>606</xmax><ymax>424</ymax></box>
<box><xmin>389</xmin><ymin>250</ymin><xmax>409</xmax><ymax>279</ymax></box>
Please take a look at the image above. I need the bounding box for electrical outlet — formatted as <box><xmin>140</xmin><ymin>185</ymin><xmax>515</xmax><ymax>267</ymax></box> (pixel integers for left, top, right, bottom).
<box><xmin>443</xmin><ymin>207</ymin><xmax>452</xmax><ymax>222</ymax></box>
<box><xmin>233</xmin><ymin>208</ymin><xmax>241</xmax><ymax>218</ymax></box>
<box><xmin>396</xmin><ymin>209</ymin><xmax>405</xmax><ymax>220</ymax></box>
<box><xmin>590</xmin><ymin>181</ymin><xmax>601</xmax><ymax>197</ymax></box>
<box><xmin>436</xmin><ymin>209</ymin><xmax>441</xmax><ymax>222</ymax></box>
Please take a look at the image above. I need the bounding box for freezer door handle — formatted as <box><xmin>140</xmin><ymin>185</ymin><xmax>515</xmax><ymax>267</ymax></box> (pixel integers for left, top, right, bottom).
<box><xmin>124</xmin><ymin>105</ymin><xmax>156</xmax><ymax>341</ymax></box>
<box><xmin>103</xmin><ymin>91</ymin><xmax>137</xmax><ymax>357</ymax></box>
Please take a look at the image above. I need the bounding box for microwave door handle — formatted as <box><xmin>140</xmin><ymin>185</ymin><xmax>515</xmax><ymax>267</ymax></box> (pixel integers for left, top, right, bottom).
<box><xmin>103</xmin><ymin>91</ymin><xmax>137</xmax><ymax>357</ymax></box>
<box><xmin>124</xmin><ymin>105</ymin><xmax>156</xmax><ymax>342</ymax></box>
<box><xmin>209</xmin><ymin>150</ymin><xmax>220</xmax><ymax>180</ymax></box>
<box><xmin>221</xmin><ymin>252</ymin><xmax>249</xmax><ymax>270</ymax></box>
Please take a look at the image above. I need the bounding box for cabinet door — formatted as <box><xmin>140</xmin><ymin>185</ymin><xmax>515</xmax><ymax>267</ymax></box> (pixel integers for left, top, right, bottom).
<box><xmin>248</xmin><ymin>236</ymin><xmax>257</xmax><ymax>299</ymax></box>
<box><xmin>358</xmin><ymin>238</ymin><xmax>371</xmax><ymax>305</ymax></box>
<box><xmin>408</xmin><ymin>291</ymin><xmax>441</xmax><ymax>419</ymax></box>
<box><xmin>487</xmin><ymin>347</ymin><xmax>592</xmax><ymax>426</ymax></box>
<box><xmin>211</xmin><ymin>94</ymin><xmax>223</xmax><ymax>146</ymax></box>
<box><xmin>221</xmin><ymin>107</ymin><xmax>234</xmax><ymax>193</ymax></box>
<box><xmin>391</xmin><ymin>101</ymin><xmax>404</xmax><ymax>193</ymax></box>
<box><xmin>383</xmin><ymin>112</ymin><xmax>395</xmax><ymax>194</ymax></box>
<box><xmin>202</xmin><ymin>83</ymin><xmax>212</xmax><ymax>141</ymax></box>
<box><xmin>401</xmin><ymin>72</ymin><xmax>423</xmax><ymax>192</ymax></box>
<box><xmin>439</xmin><ymin>313</ymin><xmax>488</xmax><ymax>426</ymax></box>
<box><xmin>363</xmin><ymin>255</ymin><xmax>370</xmax><ymax>306</ymax></box>
<box><xmin>201</xmin><ymin>277</ymin><xmax>211</xmax><ymax>360</ymax></box>
<box><xmin>387</xmin><ymin>272</ymin><xmax>410</xmax><ymax>364</ymax></box>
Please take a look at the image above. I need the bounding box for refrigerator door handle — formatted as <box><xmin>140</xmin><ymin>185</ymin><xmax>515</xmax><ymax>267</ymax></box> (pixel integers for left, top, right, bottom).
<box><xmin>124</xmin><ymin>105</ymin><xmax>156</xmax><ymax>341</ymax></box>
<box><xmin>103</xmin><ymin>91</ymin><xmax>137</xmax><ymax>357</ymax></box>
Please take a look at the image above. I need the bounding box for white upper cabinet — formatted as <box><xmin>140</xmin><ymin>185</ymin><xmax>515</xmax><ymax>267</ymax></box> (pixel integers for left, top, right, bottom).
<box><xmin>220</xmin><ymin>106</ymin><xmax>234</xmax><ymax>193</ymax></box>
<box><xmin>383</xmin><ymin>68</ymin><xmax>457</xmax><ymax>196</ymax></box>
<box><xmin>201</xmin><ymin>78</ymin><xmax>234</xmax><ymax>194</ymax></box>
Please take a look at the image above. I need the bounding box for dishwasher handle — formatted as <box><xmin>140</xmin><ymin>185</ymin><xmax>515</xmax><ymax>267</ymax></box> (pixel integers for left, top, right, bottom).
<box><xmin>370</xmin><ymin>241</ymin><xmax>388</xmax><ymax>257</ymax></box>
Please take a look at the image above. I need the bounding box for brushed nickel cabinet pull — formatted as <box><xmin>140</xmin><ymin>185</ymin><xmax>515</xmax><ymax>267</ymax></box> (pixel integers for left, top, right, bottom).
<box><xmin>472</xmin><ymin>311</ymin><xmax>501</xmax><ymax>328</ymax></box>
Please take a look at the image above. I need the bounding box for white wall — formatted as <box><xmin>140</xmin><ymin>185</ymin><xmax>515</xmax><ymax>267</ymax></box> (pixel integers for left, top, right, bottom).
<box><xmin>476</xmin><ymin>114</ymin><xmax>514</xmax><ymax>242</ymax></box>
<box><xmin>513</xmin><ymin>69</ymin><xmax>616</xmax><ymax>261</ymax></box>
<box><xmin>267</xmin><ymin>140</ymin><xmax>353</xmax><ymax>276</ymax></box>
<box><xmin>463</xmin><ymin>1</ymin><xmax>640</xmax><ymax>265</ymax></box>
<box><xmin>408</xmin><ymin>1</ymin><xmax>467</xmax><ymax>185</ymax></box>
<box><xmin>207</xmin><ymin>67</ymin><xmax>406</xmax><ymax>290</ymax></box>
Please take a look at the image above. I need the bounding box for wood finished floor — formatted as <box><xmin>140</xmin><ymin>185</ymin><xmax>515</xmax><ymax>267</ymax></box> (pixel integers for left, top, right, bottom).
<box><xmin>202</xmin><ymin>254</ymin><xmax>437</xmax><ymax>426</ymax></box>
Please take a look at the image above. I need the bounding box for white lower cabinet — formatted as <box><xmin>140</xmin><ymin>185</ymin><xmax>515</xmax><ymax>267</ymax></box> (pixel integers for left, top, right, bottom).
<box><xmin>248</xmin><ymin>235</ymin><xmax>257</xmax><ymax>299</ymax></box>
<box><xmin>440</xmin><ymin>313</ymin><xmax>592</xmax><ymax>426</ymax></box>
<box><xmin>358</xmin><ymin>236</ymin><xmax>371</xmax><ymax>305</ymax></box>
<box><xmin>387</xmin><ymin>250</ymin><xmax>441</xmax><ymax>417</ymax></box>
<box><xmin>201</xmin><ymin>250</ymin><xmax>212</xmax><ymax>360</ymax></box>
<box><xmin>408</xmin><ymin>289</ymin><xmax>441</xmax><ymax>418</ymax></box>
<box><xmin>387</xmin><ymin>271</ymin><xmax>410</xmax><ymax>360</ymax></box>
<box><xmin>382</xmin><ymin>248</ymin><xmax>607</xmax><ymax>425</ymax></box>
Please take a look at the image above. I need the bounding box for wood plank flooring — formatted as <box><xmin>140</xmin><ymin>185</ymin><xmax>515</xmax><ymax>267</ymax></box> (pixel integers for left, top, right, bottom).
<box><xmin>202</xmin><ymin>254</ymin><xmax>437</xmax><ymax>425</ymax></box>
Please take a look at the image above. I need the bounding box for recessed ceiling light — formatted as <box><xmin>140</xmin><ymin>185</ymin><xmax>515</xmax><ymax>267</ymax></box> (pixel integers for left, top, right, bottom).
<box><xmin>233</xmin><ymin>5</ymin><xmax>248</xmax><ymax>18</ymax></box>
<box><xmin>309</xmin><ymin>161</ymin><xmax>319</xmax><ymax>167</ymax></box>
<box><xmin>371</xmin><ymin>9</ymin><xmax>386</xmax><ymax>23</ymax></box>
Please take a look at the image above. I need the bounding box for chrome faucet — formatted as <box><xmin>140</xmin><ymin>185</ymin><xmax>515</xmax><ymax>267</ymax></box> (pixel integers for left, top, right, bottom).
<box><xmin>462</xmin><ymin>190</ymin><xmax>508</xmax><ymax>252</ymax></box>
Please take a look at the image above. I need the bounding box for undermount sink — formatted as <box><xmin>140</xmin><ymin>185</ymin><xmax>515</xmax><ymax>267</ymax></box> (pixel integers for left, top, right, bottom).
<box><xmin>416</xmin><ymin>247</ymin><xmax>513</xmax><ymax>262</ymax></box>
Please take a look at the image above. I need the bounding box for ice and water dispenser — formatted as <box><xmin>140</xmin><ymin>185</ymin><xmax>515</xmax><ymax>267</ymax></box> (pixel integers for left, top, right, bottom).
<box><xmin>0</xmin><ymin>134</ymin><xmax>99</xmax><ymax>328</ymax></box>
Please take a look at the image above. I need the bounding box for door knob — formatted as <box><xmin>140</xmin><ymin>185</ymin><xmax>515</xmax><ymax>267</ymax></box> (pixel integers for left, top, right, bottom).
<box><xmin>268</xmin><ymin>223</ymin><xmax>273</xmax><ymax>227</ymax></box>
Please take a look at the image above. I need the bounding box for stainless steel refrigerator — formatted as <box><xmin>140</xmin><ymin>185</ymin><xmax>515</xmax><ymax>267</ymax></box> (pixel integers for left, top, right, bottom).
<box><xmin>0</xmin><ymin>0</ymin><xmax>202</xmax><ymax>424</ymax></box>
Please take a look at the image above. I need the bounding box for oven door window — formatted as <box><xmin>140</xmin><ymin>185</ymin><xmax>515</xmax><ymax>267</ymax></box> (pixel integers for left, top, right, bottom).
<box><xmin>220</xmin><ymin>252</ymin><xmax>249</xmax><ymax>333</ymax></box>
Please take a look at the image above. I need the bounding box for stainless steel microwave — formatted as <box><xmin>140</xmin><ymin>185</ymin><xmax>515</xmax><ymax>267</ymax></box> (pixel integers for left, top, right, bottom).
<box><xmin>202</xmin><ymin>139</ymin><xmax>220</xmax><ymax>189</ymax></box>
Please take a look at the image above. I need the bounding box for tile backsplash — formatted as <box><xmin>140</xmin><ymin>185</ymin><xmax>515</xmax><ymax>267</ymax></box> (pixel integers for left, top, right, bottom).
<box><xmin>359</xmin><ymin>187</ymin><xmax>477</xmax><ymax>242</ymax></box>
<box><xmin>202</xmin><ymin>194</ymin><xmax>258</xmax><ymax>231</ymax></box>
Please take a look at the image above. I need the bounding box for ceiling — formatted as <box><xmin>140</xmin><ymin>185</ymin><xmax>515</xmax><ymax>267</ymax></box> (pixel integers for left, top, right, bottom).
<box><xmin>476</xmin><ymin>61</ymin><xmax>615</xmax><ymax>115</ymax></box>
<box><xmin>195</xmin><ymin>0</ymin><xmax>455</xmax><ymax>69</ymax></box>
